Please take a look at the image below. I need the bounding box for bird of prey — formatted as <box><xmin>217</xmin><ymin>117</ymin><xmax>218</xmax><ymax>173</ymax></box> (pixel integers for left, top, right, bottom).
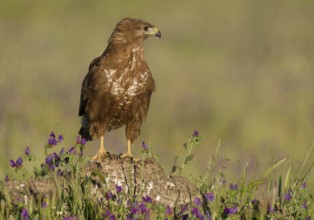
<box><xmin>78</xmin><ymin>18</ymin><xmax>161</xmax><ymax>160</ymax></box>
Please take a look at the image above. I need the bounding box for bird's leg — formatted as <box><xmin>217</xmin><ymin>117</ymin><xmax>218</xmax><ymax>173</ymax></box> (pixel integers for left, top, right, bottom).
<box><xmin>126</xmin><ymin>139</ymin><xmax>132</xmax><ymax>156</ymax></box>
<box><xmin>92</xmin><ymin>135</ymin><xmax>108</xmax><ymax>161</ymax></box>
<box><xmin>120</xmin><ymin>140</ymin><xmax>133</xmax><ymax>158</ymax></box>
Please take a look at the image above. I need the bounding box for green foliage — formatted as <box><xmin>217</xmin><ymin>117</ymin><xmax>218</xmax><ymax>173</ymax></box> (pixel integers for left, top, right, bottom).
<box><xmin>171</xmin><ymin>129</ymin><xmax>200</xmax><ymax>175</ymax></box>
<box><xmin>1</xmin><ymin>131</ymin><xmax>313</xmax><ymax>219</ymax></box>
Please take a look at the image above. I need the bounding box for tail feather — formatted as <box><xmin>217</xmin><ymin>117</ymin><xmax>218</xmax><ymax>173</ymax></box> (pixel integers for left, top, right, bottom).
<box><xmin>79</xmin><ymin>127</ymin><xmax>92</xmax><ymax>141</ymax></box>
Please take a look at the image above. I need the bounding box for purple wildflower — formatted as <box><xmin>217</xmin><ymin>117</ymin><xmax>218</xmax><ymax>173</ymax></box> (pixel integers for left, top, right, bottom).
<box><xmin>48</xmin><ymin>131</ymin><xmax>58</xmax><ymax>146</ymax></box>
<box><xmin>306</xmin><ymin>216</ymin><xmax>311</xmax><ymax>220</ymax></box>
<box><xmin>251</xmin><ymin>199</ymin><xmax>258</xmax><ymax>205</ymax></box>
<box><xmin>42</xmin><ymin>202</ymin><xmax>48</xmax><ymax>208</ymax></box>
<box><xmin>25</xmin><ymin>147</ymin><xmax>31</xmax><ymax>156</ymax></box>
<box><xmin>68</xmin><ymin>146</ymin><xmax>76</xmax><ymax>154</ymax></box>
<box><xmin>76</xmin><ymin>136</ymin><xmax>86</xmax><ymax>145</ymax></box>
<box><xmin>48</xmin><ymin>138</ymin><xmax>58</xmax><ymax>146</ymax></box>
<box><xmin>181</xmin><ymin>204</ymin><xmax>188</xmax><ymax>213</ymax></box>
<box><xmin>16</xmin><ymin>157</ymin><xmax>23</xmax><ymax>167</ymax></box>
<box><xmin>268</xmin><ymin>205</ymin><xmax>275</xmax><ymax>213</ymax></box>
<box><xmin>142</xmin><ymin>141</ymin><xmax>148</xmax><ymax>150</ymax></box>
<box><xmin>50</xmin><ymin>131</ymin><xmax>56</xmax><ymax>139</ymax></box>
<box><xmin>224</xmin><ymin>206</ymin><xmax>238</xmax><ymax>215</ymax></box>
<box><xmin>10</xmin><ymin>157</ymin><xmax>23</xmax><ymax>168</ymax></box>
<box><xmin>192</xmin><ymin>129</ymin><xmax>199</xmax><ymax>137</ymax></box>
<box><xmin>178</xmin><ymin>204</ymin><xmax>189</xmax><ymax>218</ymax></box>
<box><xmin>130</xmin><ymin>206</ymin><xmax>139</xmax><ymax>215</ymax></box>
<box><xmin>191</xmin><ymin>207</ymin><xmax>205</xmax><ymax>219</ymax></box>
<box><xmin>76</xmin><ymin>136</ymin><xmax>81</xmax><ymax>144</ymax></box>
<box><xmin>20</xmin><ymin>208</ymin><xmax>29</xmax><ymax>220</ymax></box>
<box><xmin>53</xmin><ymin>152</ymin><xmax>60</xmax><ymax>160</ymax></box>
<box><xmin>58</xmin><ymin>135</ymin><xmax>64</xmax><ymax>143</ymax></box>
<box><xmin>46</xmin><ymin>154</ymin><xmax>53</xmax><ymax>164</ymax></box>
<box><xmin>115</xmin><ymin>185</ymin><xmax>122</xmax><ymax>194</ymax></box>
<box><xmin>191</xmin><ymin>207</ymin><xmax>199</xmax><ymax>215</ymax></box>
<box><xmin>229</xmin><ymin>183</ymin><xmax>238</xmax><ymax>190</ymax></box>
<box><xmin>104</xmin><ymin>210</ymin><xmax>111</xmax><ymax>217</ymax></box>
<box><xmin>10</xmin><ymin>160</ymin><xmax>17</xmax><ymax>168</ymax></box>
<box><xmin>285</xmin><ymin>191</ymin><xmax>292</xmax><ymax>201</ymax></box>
<box><xmin>251</xmin><ymin>199</ymin><xmax>260</xmax><ymax>210</ymax></box>
<box><xmin>139</xmin><ymin>203</ymin><xmax>149</xmax><ymax>215</ymax></box>
<box><xmin>301</xmin><ymin>182</ymin><xmax>307</xmax><ymax>189</ymax></box>
<box><xmin>81</xmin><ymin>138</ymin><xmax>86</xmax><ymax>145</ymax></box>
<box><xmin>45</xmin><ymin>154</ymin><xmax>54</xmax><ymax>170</ymax></box>
<box><xmin>205</xmin><ymin>192</ymin><xmax>214</xmax><ymax>202</ymax></box>
<box><xmin>194</xmin><ymin>197</ymin><xmax>201</xmax><ymax>206</ymax></box>
<box><xmin>105</xmin><ymin>191</ymin><xmax>114</xmax><ymax>200</ymax></box>
<box><xmin>49</xmin><ymin>163</ymin><xmax>55</xmax><ymax>170</ymax></box>
<box><xmin>166</xmin><ymin>206</ymin><xmax>172</xmax><ymax>215</ymax></box>
<box><xmin>5</xmin><ymin>175</ymin><xmax>9</xmax><ymax>182</ymax></box>
<box><xmin>103</xmin><ymin>210</ymin><xmax>116</xmax><ymax>220</ymax></box>
<box><xmin>142</xmin><ymin>195</ymin><xmax>152</xmax><ymax>203</ymax></box>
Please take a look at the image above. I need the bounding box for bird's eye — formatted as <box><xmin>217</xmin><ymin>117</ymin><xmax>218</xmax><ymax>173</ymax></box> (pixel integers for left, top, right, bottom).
<box><xmin>143</xmin><ymin>26</ymin><xmax>149</xmax><ymax>31</ymax></box>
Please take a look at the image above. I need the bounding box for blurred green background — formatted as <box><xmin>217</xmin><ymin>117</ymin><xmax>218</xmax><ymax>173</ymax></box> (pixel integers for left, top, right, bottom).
<box><xmin>1</xmin><ymin>0</ymin><xmax>314</xmax><ymax>186</ymax></box>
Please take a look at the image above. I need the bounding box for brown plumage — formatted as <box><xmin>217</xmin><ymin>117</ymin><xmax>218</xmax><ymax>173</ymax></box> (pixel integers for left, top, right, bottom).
<box><xmin>78</xmin><ymin>18</ymin><xmax>161</xmax><ymax>159</ymax></box>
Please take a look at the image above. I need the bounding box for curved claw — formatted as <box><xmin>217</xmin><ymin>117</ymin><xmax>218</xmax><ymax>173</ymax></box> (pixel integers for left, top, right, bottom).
<box><xmin>92</xmin><ymin>151</ymin><xmax>110</xmax><ymax>161</ymax></box>
<box><xmin>119</xmin><ymin>152</ymin><xmax>134</xmax><ymax>158</ymax></box>
<box><xmin>119</xmin><ymin>152</ymin><xmax>140</xmax><ymax>162</ymax></box>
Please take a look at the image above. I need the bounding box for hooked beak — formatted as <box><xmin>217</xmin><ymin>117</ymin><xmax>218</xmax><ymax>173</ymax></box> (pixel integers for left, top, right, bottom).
<box><xmin>148</xmin><ymin>27</ymin><xmax>161</xmax><ymax>39</ymax></box>
<box><xmin>155</xmin><ymin>30</ymin><xmax>161</xmax><ymax>39</ymax></box>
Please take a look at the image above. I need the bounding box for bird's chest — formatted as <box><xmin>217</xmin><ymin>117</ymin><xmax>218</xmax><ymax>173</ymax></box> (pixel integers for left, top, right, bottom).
<box><xmin>104</xmin><ymin>90</ymin><xmax>139</xmax><ymax>130</ymax></box>
<box><xmin>105</xmin><ymin>66</ymin><xmax>149</xmax><ymax>99</ymax></box>
<box><xmin>103</xmin><ymin>73</ymin><xmax>148</xmax><ymax>128</ymax></box>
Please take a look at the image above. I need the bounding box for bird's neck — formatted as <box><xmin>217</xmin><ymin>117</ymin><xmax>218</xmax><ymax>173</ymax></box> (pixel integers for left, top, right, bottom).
<box><xmin>103</xmin><ymin>42</ymin><xmax>145</xmax><ymax>61</ymax></box>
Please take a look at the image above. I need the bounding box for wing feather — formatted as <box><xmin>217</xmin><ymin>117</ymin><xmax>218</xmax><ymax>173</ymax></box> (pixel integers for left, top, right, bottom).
<box><xmin>79</xmin><ymin>56</ymin><xmax>103</xmax><ymax>116</ymax></box>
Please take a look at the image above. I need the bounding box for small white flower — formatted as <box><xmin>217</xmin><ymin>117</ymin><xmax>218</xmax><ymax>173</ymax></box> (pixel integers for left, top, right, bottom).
<box><xmin>156</xmin><ymin>195</ymin><xmax>160</xmax><ymax>201</ymax></box>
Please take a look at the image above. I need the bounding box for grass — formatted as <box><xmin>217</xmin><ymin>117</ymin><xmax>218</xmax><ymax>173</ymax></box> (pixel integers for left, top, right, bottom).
<box><xmin>1</xmin><ymin>130</ymin><xmax>313</xmax><ymax>219</ymax></box>
<box><xmin>1</xmin><ymin>1</ymin><xmax>314</xmax><ymax>218</ymax></box>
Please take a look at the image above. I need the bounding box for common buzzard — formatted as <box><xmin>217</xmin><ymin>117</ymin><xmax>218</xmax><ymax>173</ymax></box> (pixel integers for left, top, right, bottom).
<box><xmin>78</xmin><ymin>18</ymin><xmax>161</xmax><ymax>160</ymax></box>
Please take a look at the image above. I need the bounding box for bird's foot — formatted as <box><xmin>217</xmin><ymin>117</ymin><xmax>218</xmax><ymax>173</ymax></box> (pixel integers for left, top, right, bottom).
<box><xmin>119</xmin><ymin>152</ymin><xmax>140</xmax><ymax>162</ymax></box>
<box><xmin>92</xmin><ymin>150</ymin><xmax>110</xmax><ymax>161</ymax></box>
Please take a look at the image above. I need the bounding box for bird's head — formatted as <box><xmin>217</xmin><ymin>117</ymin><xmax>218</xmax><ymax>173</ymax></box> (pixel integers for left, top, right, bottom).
<box><xmin>109</xmin><ymin>17</ymin><xmax>161</xmax><ymax>44</ymax></box>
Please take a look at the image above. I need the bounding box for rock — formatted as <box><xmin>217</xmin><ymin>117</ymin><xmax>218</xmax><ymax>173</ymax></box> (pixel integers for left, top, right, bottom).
<box><xmin>1</xmin><ymin>155</ymin><xmax>199</xmax><ymax>208</ymax></box>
